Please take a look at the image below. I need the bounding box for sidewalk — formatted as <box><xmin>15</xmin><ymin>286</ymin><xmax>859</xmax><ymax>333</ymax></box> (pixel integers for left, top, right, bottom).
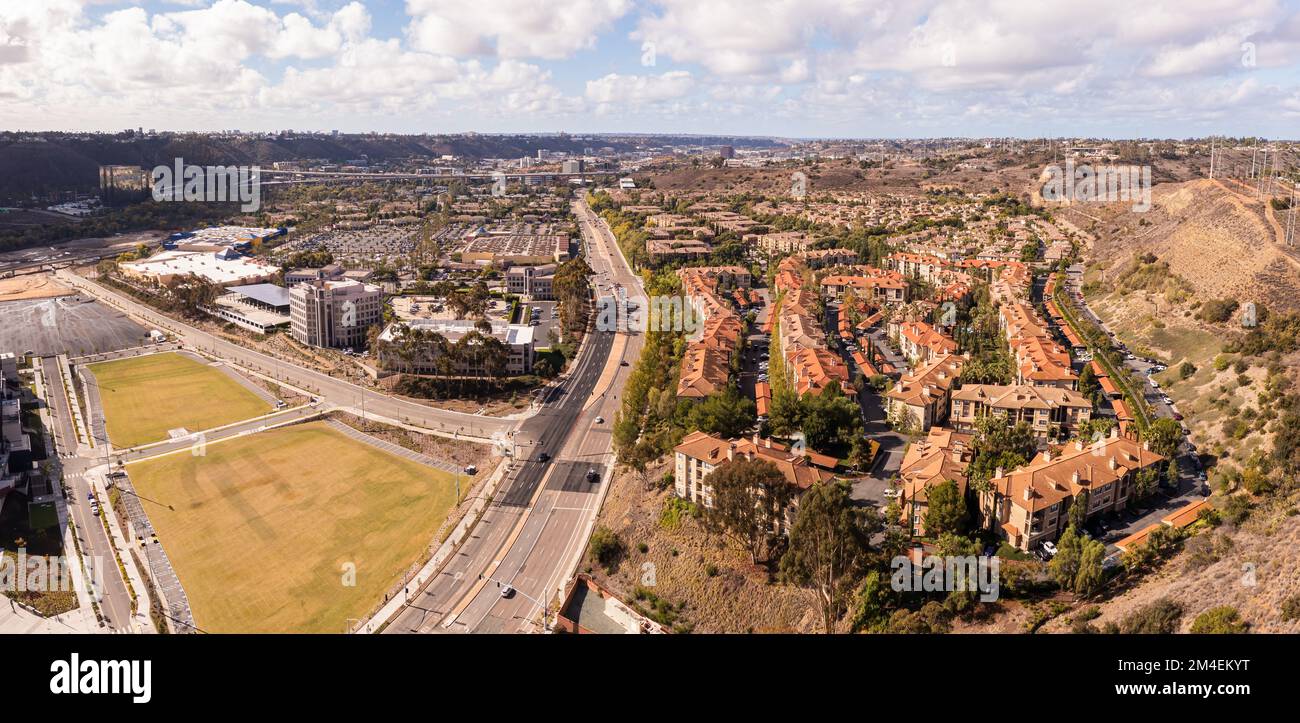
<box><xmin>0</xmin><ymin>597</ymin><xmax>101</xmax><ymax>634</ymax></box>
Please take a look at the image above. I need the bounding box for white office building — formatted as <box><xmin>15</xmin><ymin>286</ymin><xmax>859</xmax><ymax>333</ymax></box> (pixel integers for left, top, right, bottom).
<box><xmin>289</xmin><ymin>279</ymin><xmax>384</xmax><ymax>349</ymax></box>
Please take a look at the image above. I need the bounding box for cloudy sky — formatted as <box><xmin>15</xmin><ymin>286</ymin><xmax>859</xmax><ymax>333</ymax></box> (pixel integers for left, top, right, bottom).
<box><xmin>2</xmin><ymin>0</ymin><xmax>1299</xmax><ymax>138</ymax></box>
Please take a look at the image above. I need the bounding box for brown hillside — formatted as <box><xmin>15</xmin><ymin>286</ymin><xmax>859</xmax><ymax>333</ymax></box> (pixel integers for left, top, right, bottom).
<box><xmin>1086</xmin><ymin>178</ymin><xmax>1300</xmax><ymax>310</ymax></box>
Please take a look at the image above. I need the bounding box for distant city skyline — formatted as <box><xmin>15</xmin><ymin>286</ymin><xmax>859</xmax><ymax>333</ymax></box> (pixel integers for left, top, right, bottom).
<box><xmin>2</xmin><ymin>1</ymin><xmax>1300</xmax><ymax>138</ymax></box>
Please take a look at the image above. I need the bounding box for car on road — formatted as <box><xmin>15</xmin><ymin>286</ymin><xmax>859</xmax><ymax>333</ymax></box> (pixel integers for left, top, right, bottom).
<box><xmin>1173</xmin><ymin>412</ymin><xmax>1184</xmax><ymax>421</ymax></box>
<box><xmin>620</xmin><ymin>360</ymin><xmax>629</xmax><ymax>366</ymax></box>
<box><xmin>882</xmin><ymin>488</ymin><xmax>901</xmax><ymax>499</ymax></box>
<box><xmin>595</xmin><ymin>416</ymin><xmax>604</xmax><ymax>424</ymax></box>
<box><xmin>1041</xmin><ymin>541</ymin><xmax>1058</xmax><ymax>556</ymax></box>
<box><xmin>586</xmin><ymin>468</ymin><xmax>599</xmax><ymax>483</ymax></box>
<box><xmin>500</xmin><ymin>584</ymin><xmax>515</xmax><ymax>599</ymax></box>
<box><xmin>537</xmin><ymin>452</ymin><xmax>550</xmax><ymax>463</ymax></box>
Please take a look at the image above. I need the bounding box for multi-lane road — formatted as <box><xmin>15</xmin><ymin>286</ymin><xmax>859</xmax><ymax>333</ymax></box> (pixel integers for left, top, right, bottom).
<box><xmin>384</xmin><ymin>196</ymin><xmax>646</xmax><ymax>633</ymax></box>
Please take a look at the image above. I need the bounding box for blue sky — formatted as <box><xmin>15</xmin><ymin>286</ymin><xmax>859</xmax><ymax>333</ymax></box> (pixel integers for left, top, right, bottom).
<box><xmin>3</xmin><ymin>0</ymin><xmax>1300</xmax><ymax>138</ymax></box>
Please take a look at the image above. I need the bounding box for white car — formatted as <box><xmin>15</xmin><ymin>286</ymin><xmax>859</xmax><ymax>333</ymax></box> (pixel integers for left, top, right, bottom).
<box><xmin>883</xmin><ymin>488</ymin><xmax>902</xmax><ymax>499</ymax></box>
<box><xmin>595</xmin><ymin>416</ymin><xmax>604</xmax><ymax>424</ymax></box>
<box><xmin>500</xmin><ymin>584</ymin><xmax>515</xmax><ymax>599</ymax></box>
<box><xmin>1041</xmin><ymin>541</ymin><xmax>1058</xmax><ymax>556</ymax></box>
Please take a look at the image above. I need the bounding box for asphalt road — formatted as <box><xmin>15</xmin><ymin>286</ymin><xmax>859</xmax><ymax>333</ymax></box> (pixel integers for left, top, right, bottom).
<box><xmin>1059</xmin><ymin>264</ymin><xmax>1208</xmax><ymax>552</ymax></box>
<box><xmin>54</xmin><ymin>269</ymin><xmax>515</xmax><ymax>442</ymax></box>
<box><xmin>384</xmin><ymin>194</ymin><xmax>646</xmax><ymax>634</ymax></box>
<box><xmin>39</xmin><ymin>356</ymin><xmax>135</xmax><ymax>631</ymax></box>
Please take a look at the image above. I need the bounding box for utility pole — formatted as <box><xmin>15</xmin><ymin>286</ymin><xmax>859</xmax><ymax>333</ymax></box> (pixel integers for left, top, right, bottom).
<box><xmin>1209</xmin><ymin>136</ymin><xmax>1216</xmax><ymax>179</ymax></box>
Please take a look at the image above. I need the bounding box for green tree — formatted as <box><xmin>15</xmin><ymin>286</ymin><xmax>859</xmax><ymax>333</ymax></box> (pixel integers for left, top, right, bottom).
<box><xmin>587</xmin><ymin>526</ymin><xmax>623</xmax><ymax>571</ymax></box>
<box><xmin>923</xmin><ymin>479</ymin><xmax>967</xmax><ymax>536</ymax></box>
<box><xmin>701</xmin><ymin>458</ymin><xmax>793</xmax><ymax>564</ymax></box>
<box><xmin>800</xmin><ymin>383</ymin><xmax>862</xmax><ymax>451</ymax></box>
<box><xmin>1048</xmin><ymin>525</ymin><xmax>1082</xmax><ymax>588</ymax></box>
<box><xmin>1074</xmin><ymin>536</ymin><xmax>1106</xmax><ymax>597</ymax></box>
<box><xmin>1068</xmin><ymin>490</ymin><xmax>1090</xmax><ymax>530</ymax></box>
<box><xmin>689</xmin><ymin>386</ymin><xmax>757</xmax><ymax>439</ymax></box>
<box><xmin>780</xmin><ymin>481</ymin><xmax>883</xmax><ymax>633</ymax></box>
<box><xmin>848</xmin><ymin>570</ymin><xmax>893</xmax><ymax>633</ymax></box>
<box><xmin>1144</xmin><ymin>417</ymin><xmax>1183</xmax><ymax>458</ymax></box>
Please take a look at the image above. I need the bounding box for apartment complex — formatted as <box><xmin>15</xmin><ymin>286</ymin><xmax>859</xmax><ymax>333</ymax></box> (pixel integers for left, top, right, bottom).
<box><xmin>819</xmin><ymin>270</ymin><xmax>908</xmax><ymax>306</ymax></box>
<box><xmin>673</xmin><ymin>431</ymin><xmax>835</xmax><ymax>510</ymax></box>
<box><xmin>773</xmin><ymin>254</ymin><xmax>852</xmax><ymax>397</ymax></box>
<box><xmin>675</xmin><ymin>266</ymin><xmax>749</xmax><ymax>399</ymax></box>
<box><xmin>0</xmin><ymin>353</ymin><xmax>26</xmax><ymax>518</ymax></box>
<box><xmin>980</xmin><ymin>431</ymin><xmax>1165</xmax><ymax>551</ymax></box>
<box><xmin>897</xmin><ymin>427</ymin><xmax>973</xmax><ymax>536</ymax></box>
<box><xmin>949</xmin><ymin>383</ymin><xmax>1092</xmax><ymax>440</ymax></box>
<box><xmin>889</xmin><ymin>320</ymin><xmax>958</xmax><ymax>366</ymax></box>
<box><xmin>885</xmin><ymin>353</ymin><xmax>965</xmax><ymax>431</ymax></box>
<box><xmin>746</xmin><ymin>230</ymin><xmax>817</xmax><ymax>255</ymax></box>
<box><xmin>289</xmin><ymin>278</ymin><xmax>385</xmax><ymax>349</ymax></box>
<box><xmin>999</xmin><ymin>300</ymin><xmax>1076</xmax><ymax>388</ymax></box>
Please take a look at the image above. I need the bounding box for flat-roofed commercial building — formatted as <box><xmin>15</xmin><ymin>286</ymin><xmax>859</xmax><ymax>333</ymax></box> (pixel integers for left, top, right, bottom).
<box><xmin>210</xmin><ymin>283</ymin><xmax>292</xmax><ymax>334</ymax></box>
<box><xmin>459</xmin><ymin>233</ymin><xmax>570</xmax><ymax>265</ymax></box>
<box><xmin>505</xmin><ymin>264</ymin><xmax>556</xmax><ymax>300</ymax></box>
<box><xmin>119</xmin><ymin>249</ymin><xmax>278</xmax><ymax>287</ymax></box>
<box><xmin>289</xmin><ymin>279</ymin><xmax>384</xmax><ymax>349</ymax></box>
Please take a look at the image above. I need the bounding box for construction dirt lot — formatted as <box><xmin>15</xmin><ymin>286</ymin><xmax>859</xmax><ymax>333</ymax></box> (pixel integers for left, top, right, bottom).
<box><xmin>0</xmin><ymin>272</ymin><xmax>74</xmax><ymax>302</ymax></box>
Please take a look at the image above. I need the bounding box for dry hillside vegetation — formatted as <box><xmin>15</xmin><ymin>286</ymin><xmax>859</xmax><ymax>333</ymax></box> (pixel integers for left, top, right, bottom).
<box><xmin>1086</xmin><ymin>178</ymin><xmax>1300</xmax><ymax>311</ymax></box>
<box><xmin>587</xmin><ymin>459</ymin><xmax>822</xmax><ymax>633</ymax></box>
<box><xmin>1043</xmin><ymin>493</ymin><xmax>1300</xmax><ymax>634</ymax></box>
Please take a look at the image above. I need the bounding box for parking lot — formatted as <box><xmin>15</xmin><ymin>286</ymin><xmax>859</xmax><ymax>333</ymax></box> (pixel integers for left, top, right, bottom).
<box><xmin>0</xmin><ymin>295</ymin><xmax>150</xmax><ymax>356</ymax></box>
<box><xmin>278</xmin><ymin>224</ymin><xmax>422</xmax><ymax>264</ymax></box>
<box><xmin>525</xmin><ymin>300</ymin><xmax>560</xmax><ymax>347</ymax></box>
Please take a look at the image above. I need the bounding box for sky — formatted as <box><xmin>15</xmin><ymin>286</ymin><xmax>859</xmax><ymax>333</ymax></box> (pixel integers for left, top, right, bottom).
<box><xmin>1</xmin><ymin>0</ymin><xmax>1299</xmax><ymax>138</ymax></box>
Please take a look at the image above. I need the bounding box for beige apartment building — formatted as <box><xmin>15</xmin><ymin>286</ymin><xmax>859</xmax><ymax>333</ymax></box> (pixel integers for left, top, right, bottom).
<box><xmin>950</xmin><ymin>384</ymin><xmax>1092</xmax><ymax>440</ymax></box>
<box><xmin>673</xmin><ymin>432</ymin><xmax>834</xmax><ymax>512</ymax></box>
<box><xmin>980</xmin><ymin>431</ymin><xmax>1165</xmax><ymax>552</ymax></box>
<box><xmin>885</xmin><ymin>353</ymin><xmax>965</xmax><ymax>432</ymax></box>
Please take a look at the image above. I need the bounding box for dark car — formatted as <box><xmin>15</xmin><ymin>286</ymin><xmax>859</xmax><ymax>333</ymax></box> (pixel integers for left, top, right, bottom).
<box><xmin>537</xmin><ymin>452</ymin><xmax>550</xmax><ymax>463</ymax></box>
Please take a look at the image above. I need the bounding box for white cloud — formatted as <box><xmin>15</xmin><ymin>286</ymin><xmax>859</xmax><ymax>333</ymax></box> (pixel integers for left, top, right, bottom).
<box><xmin>405</xmin><ymin>0</ymin><xmax>631</xmax><ymax>59</ymax></box>
<box><xmin>586</xmin><ymin>70</ymin><xmax>694</xmax><ymax>105</ymax></box>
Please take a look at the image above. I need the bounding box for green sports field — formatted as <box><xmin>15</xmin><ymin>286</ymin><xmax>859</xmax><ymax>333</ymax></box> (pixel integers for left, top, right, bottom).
<box><xmin>88</xmin><ymin>352</ymin><xmax>272</xmax><ymax>448</ymax></box>
<box><xmin>126</xmin><ymin>421</ymin><xmax>458</xmax><ymax>633</ymax></box>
